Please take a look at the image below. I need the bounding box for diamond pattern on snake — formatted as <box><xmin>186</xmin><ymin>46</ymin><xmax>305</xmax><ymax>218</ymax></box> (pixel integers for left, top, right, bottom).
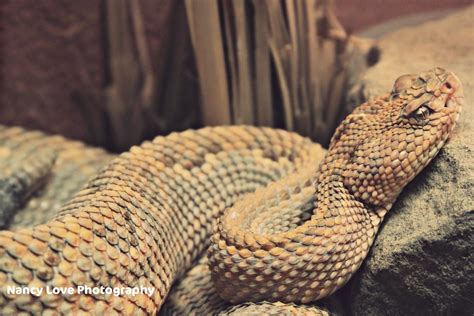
<box><xmin>0</xmin><ymin>68</ymin><xmax>463</xmax><ymax>315</ymax></box>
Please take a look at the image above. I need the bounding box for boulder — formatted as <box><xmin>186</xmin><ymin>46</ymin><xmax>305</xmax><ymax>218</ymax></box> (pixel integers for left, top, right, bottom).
<box><xmin>345</xmin><ymin>6</ymin><xmax>474</xmax><ymax>315</ymax></box>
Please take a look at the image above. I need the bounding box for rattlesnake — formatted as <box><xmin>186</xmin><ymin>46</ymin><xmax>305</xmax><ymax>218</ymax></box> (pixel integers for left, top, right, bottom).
<box><xmin>0</xmin><ymin>68</ymin><xmax>463</xmax><ymax>315</ymax></box>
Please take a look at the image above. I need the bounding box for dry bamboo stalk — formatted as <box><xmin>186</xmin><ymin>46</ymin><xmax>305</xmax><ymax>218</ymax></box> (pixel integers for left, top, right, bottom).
<box><xmin>129</xmin><ymin>0</ymin><xmax>155</xmax><ymax>109</ymax></box>
<box><xmin>105</xmin><ymin>0</ymin><xmax>144</xmax><ymax>150</ymax></box>
<box><xmin>269</xmin><ymin>38</ymin><xmax>293</xmax><ymax>131</ymax></box>
<box><xmin>326</xmin><ymin>70</ymin><xmax>347</xmax><ymax>138</ymax></box>
<box><xmin>150</xmin><ymin>1</ymin><xmax>197</xmax><ymax>133</ymax></box>
<box><xmin>307</xmin><ymin>0</ymin><xmax>324</xmax><ymax>139</ymax></box>
<box><xmin>129</xmin><ymin>0</ymin><xmax>201</xmax><ymax>135</ymax></box>
<box><xmin>222</xmin><ymin>1</ymin><xmax>240</xmax><ymax>124</ymax></box>
<box><xmin>185</xmin><ymin>0</ymin><xmax>376</xmax><ymax>146</ymax></box>
<box><xmin>321</xmin><ymin>1</ymin><xmax>351</xmax><ymax>143</ymax></box>
<box><xmin>285</xmin><ymin>0</ymin><xmax>300</xmax><ymax>121</ymax></box>
<box><xmin>294</xmin><ymin>0</ymin><xmax>312</xmax><ymax>136</ymax></box>
<box><xmin>265</xmin><ymin>1</ymin><xmax>293</xmax><ymax>130</ymax></box>
<box><xmin>252</xmin><ymin>0</ymin><xmax>273</xmax><ymax>126</ymax></box>
<box><xmin>185</xmin><ymin>0</ymin><xmax>231</xmax><ymax>125</ymax></box>
<box><xmin>232</xmin><ymin>0</ymin><xmax>255</xmax><ymax>125</ymax></box>
<box><xmin>264</xmin><ymin>1</ymin><xmax>290</xmax><ymax>61</ymax></box>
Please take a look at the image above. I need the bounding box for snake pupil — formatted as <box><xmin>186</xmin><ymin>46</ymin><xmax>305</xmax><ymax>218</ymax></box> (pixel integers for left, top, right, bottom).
<box><xmin>414</xmin><ymin>105</ymin><xmax>431</xmax><ymax>120</ymax></box>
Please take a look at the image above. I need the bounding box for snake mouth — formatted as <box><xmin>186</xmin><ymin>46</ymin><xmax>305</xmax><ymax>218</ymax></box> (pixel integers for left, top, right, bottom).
<box><xmin>444</xmin><ymin>72</ymin><xmax>464</xmax><ymax>109</ymax></box>
<box><xmin>446</xmin><ymin>95</ymin><xmax>464</xmax><ymax>108</ymax></box>
<box><xmin>444</xmin><ymin>94</ymin><xmax>463</xmax><ymax>143</ymax></box>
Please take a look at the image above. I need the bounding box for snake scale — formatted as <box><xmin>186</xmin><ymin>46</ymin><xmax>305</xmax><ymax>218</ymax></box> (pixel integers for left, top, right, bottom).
<box><xmin>0</xmin><ymin>68</ymin><xmax>463</xmax><ymax>315</ymax></box>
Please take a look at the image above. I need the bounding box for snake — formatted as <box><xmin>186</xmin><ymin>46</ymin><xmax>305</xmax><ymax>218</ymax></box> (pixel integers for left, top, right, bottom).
<box><xmin>0</xmin><ymin>68</ymin><xmax>463</xmax><ymax>315</ymax></box>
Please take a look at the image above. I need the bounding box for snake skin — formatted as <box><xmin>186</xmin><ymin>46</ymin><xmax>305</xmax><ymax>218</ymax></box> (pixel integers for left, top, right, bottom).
<box><xmin>0</xmin><ymin>128</ymin><xmax>57</xmax><ymax>228</ymax></box>
<box><xmin>0</xmin><ymin>127</ymin><xmax>112</xmax><ymax>230</ymax></box>
<box><xmin>0</xmin><ymin>68</ymin><xmax>463</xmax><ymax>315</ymax></box>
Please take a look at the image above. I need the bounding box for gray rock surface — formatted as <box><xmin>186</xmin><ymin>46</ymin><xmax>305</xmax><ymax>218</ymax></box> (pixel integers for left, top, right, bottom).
<box><xmin>344</xmin><ymin>6</ymin><xmax>474</xmax><ymax>316</ymax></box>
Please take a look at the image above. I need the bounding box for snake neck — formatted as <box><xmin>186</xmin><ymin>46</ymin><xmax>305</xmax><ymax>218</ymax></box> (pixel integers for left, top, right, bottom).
<box><xmin>210</xmin><ymin>146</ymin><xmax>387</xmax><ymax>304</ymax></box>
<box><xmin>315</xmin><ymin>145</ymin><xmax>390</xmax><ymax>223</ymax></box>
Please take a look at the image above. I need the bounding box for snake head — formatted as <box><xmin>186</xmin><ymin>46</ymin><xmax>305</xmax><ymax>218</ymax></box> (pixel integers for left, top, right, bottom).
<box><xmin>392</xmin><ymin>67</ymin><xmax>463</xmax><ymax>121</ymax></box>
<box><xmin>338</xmin><ymin>67</ymin><xmax>463</xmax><ymax>210</ymax></box>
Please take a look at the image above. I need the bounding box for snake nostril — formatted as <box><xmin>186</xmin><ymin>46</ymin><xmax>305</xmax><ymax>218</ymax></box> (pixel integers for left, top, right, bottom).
<box><xmin>445</xmin><ymin>97</ymin><xmax>451</xmax><ymax>108</ymax></box>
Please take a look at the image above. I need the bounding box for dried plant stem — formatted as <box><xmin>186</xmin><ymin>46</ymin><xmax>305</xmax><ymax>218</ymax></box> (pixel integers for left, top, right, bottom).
<box><xmin>186</xmin><ymin>0</ymin><xmax>376</xmax><ymax>146</ymax></box>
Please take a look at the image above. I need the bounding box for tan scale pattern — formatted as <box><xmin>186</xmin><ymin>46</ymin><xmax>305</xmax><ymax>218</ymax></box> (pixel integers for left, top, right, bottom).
<box><xmin>0</xmin><ymin>126</ymin><xmax>112</xmax><ymax>229</ymax></box>
<box><xmin>221</xmin><ymin>301</ymin><xmax>329</xmax><ymax>315</ymax></box>
<box><xmin>160</xmin><ymin>257</ymin><xmax>231</xmax><ymax>315</ymax></box>
<box><xmin>207</xmin><ymin>68</ymin><xmax>463</xmax><ymax>309</ymax></box>
<box><xmin>0</xmin><ymin>130</ymin><xmax>57</xmax><ymax>228</ymax></box>
<box><xmin>0</xmin><ymin>126</ymin><xmax>323</xmax><ymax>314</ymax></box>
<box><xmin>0</xmin><ymin>68</ymin><xmax>464</xmax><ymax>314</ymax></box>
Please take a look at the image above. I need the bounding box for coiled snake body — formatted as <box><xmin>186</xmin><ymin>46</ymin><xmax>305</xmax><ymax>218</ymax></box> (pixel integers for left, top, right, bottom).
<box><xmin>0</xmin><ymin>68</ymin><xmax>464</xmax><ymax>314</ymax></box>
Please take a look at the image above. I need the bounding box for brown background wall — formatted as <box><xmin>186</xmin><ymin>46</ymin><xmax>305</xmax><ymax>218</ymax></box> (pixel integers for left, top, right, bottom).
<box><xmin>0</xmin><ymin>0</ymin><xmax>197</xmax><ymax>150</ymax></box>
<box><xmin>0</xmin><ymin>1</ymin><xmax>106</xmax><ymax>145</ymax></box>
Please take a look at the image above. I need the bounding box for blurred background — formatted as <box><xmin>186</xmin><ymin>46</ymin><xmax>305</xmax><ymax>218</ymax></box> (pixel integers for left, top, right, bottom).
<box><xmin>0</xmin><ymin>0</ymin><xmax>471</xmax><ymax>152</ymax></box>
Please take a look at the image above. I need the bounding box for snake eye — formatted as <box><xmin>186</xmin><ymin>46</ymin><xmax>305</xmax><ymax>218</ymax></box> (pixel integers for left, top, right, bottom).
<box><xmin>412</xmin><ymin>105</ymin><xmax>432</xmax><ymax>121</ymax></box>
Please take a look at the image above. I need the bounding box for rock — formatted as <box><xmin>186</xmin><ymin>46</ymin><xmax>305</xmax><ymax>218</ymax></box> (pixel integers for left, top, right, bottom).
<box><xmin>344</xmin><ymin>6</ymin><xmax>474</xmax><ymax>316</ymax></box>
